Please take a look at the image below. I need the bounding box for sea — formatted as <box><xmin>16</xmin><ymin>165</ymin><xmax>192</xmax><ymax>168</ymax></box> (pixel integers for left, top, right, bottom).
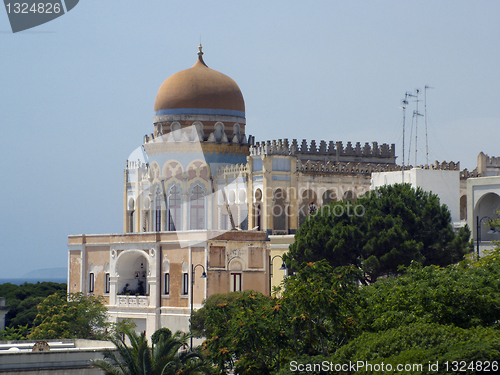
<box><xmin>0</xmin><ymin>278</ymin><xmax>67</xmax><ymax>285</ymax></box>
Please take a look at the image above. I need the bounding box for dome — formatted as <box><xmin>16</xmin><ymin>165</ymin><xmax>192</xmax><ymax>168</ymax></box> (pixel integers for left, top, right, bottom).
<box><xmin>154</xmin><ymin>46</ymin><xmax>245</xmax><ymax>119</ymax></box>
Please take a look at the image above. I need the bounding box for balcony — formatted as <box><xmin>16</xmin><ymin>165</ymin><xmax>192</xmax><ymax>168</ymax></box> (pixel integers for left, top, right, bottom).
<box><xmin>117</xmin><ymin>295</ymin><xmax>150</xmax><ymax>307</ymax></box>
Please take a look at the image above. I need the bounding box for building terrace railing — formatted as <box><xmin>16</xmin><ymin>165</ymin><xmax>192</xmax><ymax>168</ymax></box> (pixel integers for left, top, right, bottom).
<box><xmin>116</xmin><ymin>295</ymin><xmax>150</xmax><ymax>308</ymax></box>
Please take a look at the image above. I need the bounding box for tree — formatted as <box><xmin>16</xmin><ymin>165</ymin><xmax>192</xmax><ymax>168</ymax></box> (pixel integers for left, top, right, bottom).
<box><xmin>276</xmin><ymin>261</ymin><xmax>359</xmax><ymax>357</ymax></box>
<box><xmin>0</xmin><ymin>281</ymin><xmax>66</xmax><ymax>329</ymax></box>
<box><xmin>193</xmin><ymin>262</ymin><xmax>359</xmax><ymax>374</ymax></box>
<box><xmin>285</xmin><ymin>184</ymin><xmax>472</xmax><ymax>283</ymax></box>
<box><xmin>330</xmin><ymin>323</ymin><xmax>500</xmax><ymax>375</ymax></box>
<box><xmin>190</xmin><ymin>291</ymin><xmax>246</xmax><ymax>340</ymax></box>
<box><xmin>93</xmin><ymin>326</ymin><xmax>209</xmax><ymax>375</ymax></box>
<box><xmin>28</xmin><ymin>292</ymin><xmax>109</xmax><ymax>340</ymax></box>
<box><xmin>198</xmin><ymin>290</ymin><xmax>283</xmax><ymax>374</ymax></box>
<box><xmin>356</xmin><ymin>261</ymin><xmax>500</xmax><ymax>333</ymax></box>
<box><xmin>0</xmin><ymin>325</ymin><xmax>31</xmax><ymax>340</ymax></box>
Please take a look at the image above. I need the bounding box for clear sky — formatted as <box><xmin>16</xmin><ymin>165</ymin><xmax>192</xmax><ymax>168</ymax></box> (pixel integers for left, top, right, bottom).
<box><xmin>1</xmin><ymin>1</ymin><xmax>499</xmax><ymax>278</ymax></box>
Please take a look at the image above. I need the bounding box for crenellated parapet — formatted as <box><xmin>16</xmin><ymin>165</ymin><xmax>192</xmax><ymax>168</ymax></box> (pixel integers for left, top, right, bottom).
<box><xmin>460</xmin><ymin>168</ymin><xmax>480</xmax><ymax>179</ymax></box>
<box><xmin>427</xmin><ymin>160</ymin><xmax>460</xmax><ymax>171</ymax></box>
<box><xmin>250</xmin><ymin>139</ymin><xmax>396</xmax><ymax>159</ymax></box>
<box><xmin>477</xmin><ymin>152</ymin><xmax>500</xmax><ymax>177</ymax></box>
<box><xmin>485</xmin><ymin>155</ymin><xmax>500</xmax><ymax>168</ymax></box>
<box><xmin>126</xmin><ymin>160</ymin><xmax>148</xmax><ymax>170</ymax></box>
<box><xmin>125</xmin><ymin>159</ymin><xmax>150</xmax><ymax>184</ymax></box>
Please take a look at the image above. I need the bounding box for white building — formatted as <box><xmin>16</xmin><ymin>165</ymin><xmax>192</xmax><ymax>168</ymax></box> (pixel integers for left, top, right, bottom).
<box><xmin>371</xmin><ymin>165</ymin><xmax>461</xmax><ymax>224</ymax></box>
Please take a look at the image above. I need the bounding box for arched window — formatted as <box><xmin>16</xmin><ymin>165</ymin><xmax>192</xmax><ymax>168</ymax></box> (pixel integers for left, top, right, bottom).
<box><xmin>460</xmin><ymin>195</ymin><xmax>467</xmax><ymax>221</ymax></box>
<box><xmin>299</xmin><ymin>189</ymin><xmax>317</xmax><ymax>228</ymax></box>
<box><xmin>190</xmin><ymin>185</ymin><xmax>205</xmax><ymax>230</ymax></box>
<box><xmin>168</xmin><ymin>186</ymin><xmax>181</xmax><ymax>231</ymax></box>
<box><xmin>273</xmin><ymin>189</ymin><xmax>287</xmax><ymax>231</ymax></box>
<box><xmin>322</xmin><ymin>190</ymin><xmax>337</xmax><ymax>206</ymax></box>
<box><xmin>253</xmin><ymin>189</ymin><xmax>263</xmax><ymax>231</ymax></box>
<box><xmin>155</xmin><ymin>187</ymin><xmax>162</xmax><ymax>231</ymax></box>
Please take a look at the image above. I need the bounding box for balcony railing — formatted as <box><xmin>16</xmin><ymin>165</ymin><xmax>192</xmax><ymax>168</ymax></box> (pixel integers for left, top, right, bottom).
<box><xmin>117</xmin><ymin>295</ymin><xmax>150</xmax><ymax>307</ymax></box>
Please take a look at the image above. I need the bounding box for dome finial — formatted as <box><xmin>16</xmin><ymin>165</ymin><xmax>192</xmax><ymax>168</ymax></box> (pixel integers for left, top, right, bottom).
<box><xmin>197</xmin><ymin>43</ymin><xmax>207</xmax><ymax>67</ymax></box>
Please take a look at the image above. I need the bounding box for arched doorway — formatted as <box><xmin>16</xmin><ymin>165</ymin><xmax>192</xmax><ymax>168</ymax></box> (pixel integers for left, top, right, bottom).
<box><xmin>115</xmin><ymin>250</ymin><xmax>150</xmax><ymax>296</ymax></box>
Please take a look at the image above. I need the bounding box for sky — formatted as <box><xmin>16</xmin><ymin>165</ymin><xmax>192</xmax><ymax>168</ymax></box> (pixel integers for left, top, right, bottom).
<box><xmin>1</xmin><ymin>1</ymin><xmax>499</xmax><ymax>278</ymax></box>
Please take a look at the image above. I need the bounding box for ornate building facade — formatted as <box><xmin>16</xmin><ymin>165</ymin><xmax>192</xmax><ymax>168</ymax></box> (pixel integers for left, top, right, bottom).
<box><xmin>68</xmin><ymin>46</ymin><xmax>409</xmax><ymax>337</ymax></box>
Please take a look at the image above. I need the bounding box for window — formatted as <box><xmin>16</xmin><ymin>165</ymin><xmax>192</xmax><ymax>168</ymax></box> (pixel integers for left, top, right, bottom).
<box><xmin>182</xmin><ymin>273</ymin><xmax>189</xmax><ymax>295</ymax></box>
<box><xmin>89</xmin><ymin>273</ymin><xmax>94</xmax><ymax>293</ymax></box>
<box><xmin>231</xmin><ymin>273</ymin><xmax>242</xmax><ymax>292</ymax></box>
<box><xmin>168</xmin><ymin>186</ymin><xmax>181</xmax><ymax>231</ymax></box>
<box><xmin>129</xmin><ymin>211</ymin><xmax>135</xmax><ymax>232</ymax></box>
<box><xmin>104</xmin><ymin>273</ymin><xmax>110</xmax><ymax>294</ymax></box>
<box><xmin>164</xmin><ymin>273</ymin><xmax>170</xmax><ymax>295</ymax></box>
<box><xmin>155</xmin><ymin>190</ymin><xmax>162</xmax><ymax>231</ymax></box>
<box><xmin>190</xmin><ymin>185</ymin><xmax>205</xmax><ymax>230</ymax></box>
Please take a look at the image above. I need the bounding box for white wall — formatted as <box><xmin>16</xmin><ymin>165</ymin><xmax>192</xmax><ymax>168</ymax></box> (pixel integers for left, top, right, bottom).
<box><xmin>371</xmin><ymin>168</ymin><xmax>460</xmax><ymax>223</ymax></box>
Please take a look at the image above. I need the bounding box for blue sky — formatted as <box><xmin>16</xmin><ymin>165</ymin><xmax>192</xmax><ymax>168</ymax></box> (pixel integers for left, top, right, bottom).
<box><xmin>1</xmin><ymin>1</ymin><xmax>499</xmax><ymax>278</ymax></box>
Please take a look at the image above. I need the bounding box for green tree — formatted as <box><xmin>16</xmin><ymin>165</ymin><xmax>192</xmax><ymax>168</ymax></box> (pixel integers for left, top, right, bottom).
<box><xmin>151</xmin><ymin>327</ymin><xmax>172</xmax><ymax>345</ymax></box>
<box><xmin>199</xmin><ymin>291</ymin><xmax>283</xmax><ymax>374</ymax></box>
<box><xmin>193</xmin><ymin>262</ymin><xmax>359</xmax><ymax>374</ymax></box>
<box><xmin>0</xmin><ymin>325</ymin><xmax>31</xmax><ymax>340</ymax></box>
<box><xmin>330</xmin><ymin>323</ymin><xmax>500</xmax><ymax>375</ymax></box>
<box><xmin>286</xmin><ymin>184</ymin><xmax>472</xmax><ymax>283</ymax></box>
<box><xmin>190</xmin><ymin>291</ymin><xmax>245</xmax><ymax>339</ymax></box>
<box><xmin>28</xmin><ymin>292</ymin><xmax>109</xmax><ymax>340</ymax></box>
<box><xmin>357</xmin><ymin>261</ymin><xmax>500</xmax><ymax>333</ymax></box>
<box><xmin>0</xmin><ymin>281</ymin><xmax>66</xmax><ymax>329</ymax></box>
<box><xmin>277</xmin><ymin>261</ymin><xmax>359</xmax><ymax>357</ymax></box>
<box><xmin>93</xmin><ymin>326</ymin><xmax>209</xmax><ymax>375</ymax></box>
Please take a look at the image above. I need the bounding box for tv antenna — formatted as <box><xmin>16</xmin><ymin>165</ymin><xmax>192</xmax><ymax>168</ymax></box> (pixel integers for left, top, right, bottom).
<box><xmin>424</xmin><ymin>85</ymin><xmax>434</xmax><ymax>166</ymax></box>
<box><xmin>401</xmin><ymin>93</ymin><xmax>409</xmax><ymax>180</ymax></box>
<box><xmin>413</xmin><ymin>89</ymin><xmax>423</xmax><ymax>165</ymax></box>
<box><xmin>406</xmin><ymin>91</ymin><xmax>417</xmax><ymax>166</ymax></box>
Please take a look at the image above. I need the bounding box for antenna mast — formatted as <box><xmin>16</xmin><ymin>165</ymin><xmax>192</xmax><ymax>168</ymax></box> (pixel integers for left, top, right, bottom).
<box><xmin>401</xmin><ymin>93</ymin><xmax>409</xmax><ymax>181</ymax></box>
<box><xmin>413</xmin><ymin>89</ymin><xmax>423</xmax><ymax>166</ymax></box>
<box><xmin>424</xmin><ymin>85</ymin><xmax>434</xmax><ymax>166</ymax></box>
<box><xmin>406</xmin><ymin>92</ymin><xmax>417</xmax><ymax>166</ymax></box>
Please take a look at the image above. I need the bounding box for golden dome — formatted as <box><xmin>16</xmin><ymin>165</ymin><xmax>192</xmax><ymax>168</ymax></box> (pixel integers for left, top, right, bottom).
<box><xmin>154</xmin><ymin>46</ymin><xmax>245</xmax><ymax>118</ymax></box>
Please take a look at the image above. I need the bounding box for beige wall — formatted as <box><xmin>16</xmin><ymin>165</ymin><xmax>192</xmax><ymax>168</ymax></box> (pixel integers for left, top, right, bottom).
<box><xmin>69</xmin><ymin>250</ymin><xmax>81</xmax><ymax>294</ymax></box>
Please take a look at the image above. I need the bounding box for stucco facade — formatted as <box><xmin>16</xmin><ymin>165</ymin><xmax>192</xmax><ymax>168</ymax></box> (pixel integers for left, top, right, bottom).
<box><xmin>68</xmin><ymin>47</ymin><xmax>413</xmax><ymax>338</ymax></box>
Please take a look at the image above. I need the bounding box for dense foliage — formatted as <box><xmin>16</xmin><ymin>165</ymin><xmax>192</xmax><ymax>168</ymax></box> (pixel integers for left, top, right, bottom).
<box><xmin>285</xmin><ymin>184</ymin><xmax>473</xmax><ymax>283</ymax></box>
<box><xmin>28</xmin><ymin>292</ymin><xmax>110</xmax><ymax>340</ymax></box>
<box><xmin>194</xmin><ymin>261</ymin><xmax>358</xmax><ymax>374</ymax></box>
<box><xmin>357</xmin><ymin>261</ymin><xmax>500</xmax><ymax>332</ymax></box>
<box><xmin>93</xmin><ymin>326</ymin><xmax>210</xmax><ymax>375</ymax></box>
<box><xmin>193</xmin><ymin>248</ymin><xmax>500</xmax><ymax>374</ymax></box>
<box><xmin>330</xmin><ymin>323</ymin><xmax>500</xmax><ymax>375</ymax></box>
<box><xmin>0</xmin><ymin>281</ymin><xmax>66</xmax><ymax>329</ymax></box>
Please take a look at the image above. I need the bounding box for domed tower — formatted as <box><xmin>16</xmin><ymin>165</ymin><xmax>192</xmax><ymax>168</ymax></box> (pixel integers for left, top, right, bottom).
<box><xmin>154</xmin><ymin>45</ymin><xmax>246</xmax><ymax>140</ymax></box>
<box><xmin>126</xmin><ymin>46</ymin><xmax>252</xmax><ymax>233</ymax></box>
<box><xmin>143</xmin><ymin>45</ymin><xmax>252</xmax><ymax>168</ymax></box>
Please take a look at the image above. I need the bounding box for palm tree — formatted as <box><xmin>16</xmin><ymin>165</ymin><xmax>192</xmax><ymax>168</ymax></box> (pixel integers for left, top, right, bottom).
<box><xmin>93</xmin><ymin>326</ymin><xmax>210</xmax><ymax>375</ymax></box>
